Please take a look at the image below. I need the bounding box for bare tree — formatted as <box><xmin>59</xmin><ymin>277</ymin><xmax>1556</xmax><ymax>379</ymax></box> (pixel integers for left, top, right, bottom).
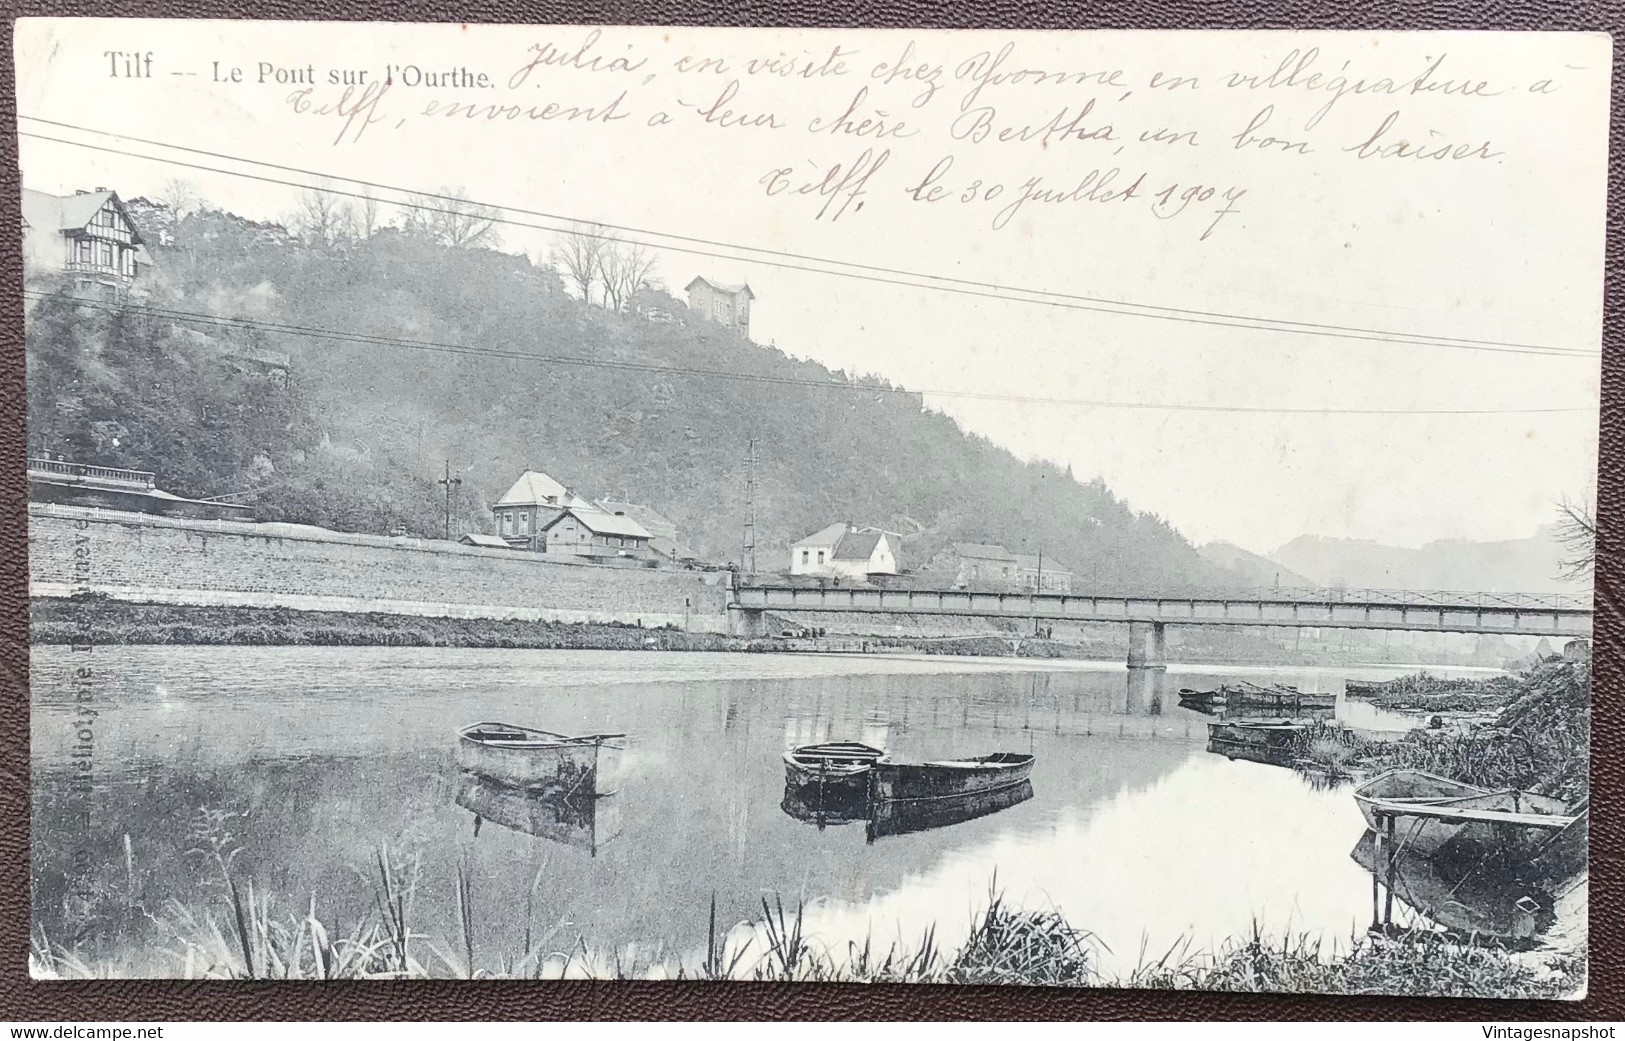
<box><xmin>291</xmin><ymin>186</ymin><xmax>350</xmax><ymax>248</ymax></box>
<box><xmin>404</xmin><ymin>187</ymin><xmax>501</xmax><ymax>249</ymax></box>
<box><xmin>354</xmin><ymin>190</ymin><xmax>382</xmax><ymax>239</ymax></box>
<box><xmin>1556</xmin><ymin>495</ymin><xmax>1597</xmax><ymax>580</ymax></box>
<box><xmin>158</xmin><ymin>177</ymin><xmax>202</xmax><ymax>217</ymax></box>
<box><xmin>600</xmin><ymin>239</ymin><xmax>660</xmax><ymax>312</ymax></box>
<box><xmin>550</xmin><ymin>223</ymin><xmax>608</xmax><ymax>304</ymax></box>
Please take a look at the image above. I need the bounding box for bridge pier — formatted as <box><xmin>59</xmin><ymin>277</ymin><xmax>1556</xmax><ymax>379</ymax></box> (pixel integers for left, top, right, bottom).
<box><xmin>727</xmin><ymin>607</ymin><xmax>769</xmax><ymax>639</ymax></box>
<box><xmin>1127</xmin><ymin>620</ymin><xmax>1167</xmax><ymax>670</ymax></box>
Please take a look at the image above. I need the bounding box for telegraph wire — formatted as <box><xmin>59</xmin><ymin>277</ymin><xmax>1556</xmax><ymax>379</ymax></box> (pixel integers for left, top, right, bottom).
<box><xmin>17</xmin><ymin>116</ymin><xmax>1601</xmax><ymax>360</ymax></box>
<box><xmin>21</xmin><ymin>289</ymin><xmax>1597</xmax><ymax>416</ymax></box>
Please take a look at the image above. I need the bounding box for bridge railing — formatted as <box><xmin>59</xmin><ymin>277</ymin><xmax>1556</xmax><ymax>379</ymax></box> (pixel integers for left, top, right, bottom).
<box><xmin>732</xmin><ymin>575</ymin><xmax>1593</xmax><ymax>611</ymax></box>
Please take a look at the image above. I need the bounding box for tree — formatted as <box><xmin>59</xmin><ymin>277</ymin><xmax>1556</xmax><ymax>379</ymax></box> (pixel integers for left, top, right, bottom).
<box><xmin>354</xmin><ymin>190</ymin><xmax>382</xmax><ymax>239</ymax></box>
<box><xmin>404</xmin><ymin>186</ymin><xmax>501</xmax><ymax>249</ymax></box>
<box><xmin>600</xmin><ymin>239</ymin><xmax>660</xmax><ymax>312</ymax></box>
<box><xmin>1555</xmin><ymin>495</ymin><xmax>1596</xmax><ymax>580</ymax></box>
<box><xmin>549</xmin><ymin>223</ymin><xmax>608</xmax><ymax>304</ymax></box>
<box><xmin>291</xmin><ymin>186</ymin><xmax>351</xmax><ymax>248</ymax></box>
<box><xmin>158</xmin><ymin>178</ymin><xmax>202</xmax><ymax>217</ymax></box>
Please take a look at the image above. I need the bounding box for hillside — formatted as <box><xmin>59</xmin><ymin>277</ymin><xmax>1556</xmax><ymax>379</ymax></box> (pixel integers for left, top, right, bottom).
<box><xmin>1271</xmin><ymin>529</ymin><xmax>1581</xmax><ymax>593</ymax></box>
<box><xmin>1197</xmin><ymin>541</ymin><xmax>1315</xmax><ymax>589</ymax></box>
<box><xmin>26</xmin><ymin>201</ymin><xmax>1228</xmax><ymax>591</ymax></box>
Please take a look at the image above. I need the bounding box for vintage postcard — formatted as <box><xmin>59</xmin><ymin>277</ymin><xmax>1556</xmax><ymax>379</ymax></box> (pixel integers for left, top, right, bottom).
<box><xmin>16</xmin><ymin>20</ymin><xmax>1604</xmax><ymax>996</ymax></box>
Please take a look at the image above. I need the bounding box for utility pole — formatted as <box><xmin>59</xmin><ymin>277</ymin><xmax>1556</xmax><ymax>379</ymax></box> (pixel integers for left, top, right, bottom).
<box><xmin>1034</xmin><ymin>548</ymin><xmax>1044</xmax><ymax>635</ymax></box>
<box><xmin>438</xmin><ymin>460</ymin><xmax>462</xmax><ymax>541</ymax></box>
<box><xmin>742</xmin><ymin>436</ymin><xmax>759</xmax><ymax>575</ymax></box>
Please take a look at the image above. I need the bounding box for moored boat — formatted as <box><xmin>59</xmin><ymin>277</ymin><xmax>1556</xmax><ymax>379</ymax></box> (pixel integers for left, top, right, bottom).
<box><xmin>870</xmin><ymin>752</ymin><xmax>1034</xmax><ymax>802</ymax></box>
<box><xmin>456</xmin><ymin>721</ymin><xmax>623</xmax><ymax>796</ymax></box>
<box><xmin>1226</xmin><ymin>681</ymin><xmax>1336</xmax><ymax>710</ymax></box>
<box><xmin>1352</xmin><ymin>769</ymin><xmax>1576</xmax><ymax>860</ymax></box>
<box><xmin>783</xmin><ymin>741</ymin><xmax>887</xmax><ymax>790</ymax></box>
<box><xmin>1178</xmin><ymin>687</ymin><xmax>1227</xmax><ymax>706</ymax></box>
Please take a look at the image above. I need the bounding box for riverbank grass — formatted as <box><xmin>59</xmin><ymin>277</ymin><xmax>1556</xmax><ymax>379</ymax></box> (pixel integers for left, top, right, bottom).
<box><xmin>30</xmin><ymin>854</ymin><xmax>1582</xmax><ymax>997</ymax></box>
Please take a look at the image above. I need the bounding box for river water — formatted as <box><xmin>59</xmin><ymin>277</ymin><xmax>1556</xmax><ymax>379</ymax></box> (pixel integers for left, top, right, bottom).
<box><xmin>32</xmin><ymin>646</ymin><xmax>1470</xmax><ymax>977</ymax></box>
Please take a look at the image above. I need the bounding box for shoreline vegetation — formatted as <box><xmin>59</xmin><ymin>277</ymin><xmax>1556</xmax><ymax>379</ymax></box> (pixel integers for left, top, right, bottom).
<box><xmin>29</xmin><ymin>848</ymin><xmax>1585</xmax><ymax>996</ymax></box>
<box><xmin>1300</xmin><ymin>658</ymin><xmax>1590</xmax><ymax>805</ymax></box>
<box><xmin>29</xmin><ymin>596</ymin><xmax>1503</xmax><ymax>668</ymax></box>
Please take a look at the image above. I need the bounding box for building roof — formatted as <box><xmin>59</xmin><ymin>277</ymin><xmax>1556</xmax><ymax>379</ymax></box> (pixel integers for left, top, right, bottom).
<box><xmin>832</xmin><ymin>530</ymin><xmax>885</xmax><ymax>561</ymax></box>
<box><xmin>21</xmin><ymin>188</ymin><xmax>145</xmax><ymax>244</ymax></box>
<box><xmin>652</xmin><ymin>537</ymin><xmax>702</xmax><ymax>562</ymax></box>
<box><xmin>1013</xmin><ymin>553</ymin><xmax>1072</xmax><ymax>575</ymax></box>
<box><xmin>794</xmin><ymin>522</ymin><xmax>849</xmax><ymax>549</ymax></box>
<box><xmin>952</xmin><ymin>542</ymin><xmax>1017</xmax><ymax>561</ymax></box>
<box><xmin>496</xmin><ymin>469</ymin><xmax>572</xmax><ymax>507</ymax></box>
<box><xmin>460</xmin><ymin>532</ymin><xmax>513</xmax><ymax>548</ymax></box>
<box><xmin>684</xmin><ymin>276</ymin><xmax>755</xmax><ymax>299</ymax></box>
<box><xmin>596</xmin><ymin>499</ymin><xmax>679</xmax><ymax>541</ymax></box>
<box><xmin>546</xmin><ymin>505</ymin><xmax>653</xmax><ymax>540</ymax></box>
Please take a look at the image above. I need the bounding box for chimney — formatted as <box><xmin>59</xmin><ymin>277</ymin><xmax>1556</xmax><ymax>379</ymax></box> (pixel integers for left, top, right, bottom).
<box><xmin>74</xmin><ymin>189</ymin><xmax>89</xmax><ymax>195</ymax></box>
<box><xmin>94</xmin><ymin>186</ymin><xmax>107</xmax><ymax>192</ymax></box>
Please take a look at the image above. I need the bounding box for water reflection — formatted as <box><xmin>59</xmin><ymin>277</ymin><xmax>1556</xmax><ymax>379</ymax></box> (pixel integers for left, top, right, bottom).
<box><xmin>779</xmin><ymin>776</ymin><xmax>1037</xmax><ymax>842</ymax></box>
<box><xmin>1349</xmin><ymin>830</ymin><xmax>1550</xmax><ymax>944</ymax></box>
<box><xmin>868</xmin><ymin>781</ymin><xmax>1035</xmax><ymax>843</ymax></box>
<box><xmin>454</xmin><ymin>771</ymin><xmax>622</xmax><ymax>857</ymax></box>
<box><xmin>31</xmin><ymin>645</ymin><xmax>1457</xmax><ymax>975</ymax></box>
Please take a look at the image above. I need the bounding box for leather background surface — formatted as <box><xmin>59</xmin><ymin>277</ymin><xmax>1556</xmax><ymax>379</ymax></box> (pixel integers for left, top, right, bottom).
<box><xmin>0</xmin><ymin>1</ymin><xmax>1619</xmax><ymax>1020</ymax></box>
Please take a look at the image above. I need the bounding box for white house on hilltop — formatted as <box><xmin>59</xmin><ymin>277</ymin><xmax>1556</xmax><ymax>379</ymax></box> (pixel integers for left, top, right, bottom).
<box><xmin>685</xmin><ymin>276</ymin><xmax>754</xmax><ymax>338</ymax></box>
<box><xmin>791</xmin><ymin>523</ymin><xmax>900</xmax><ymax>580</ymax></box>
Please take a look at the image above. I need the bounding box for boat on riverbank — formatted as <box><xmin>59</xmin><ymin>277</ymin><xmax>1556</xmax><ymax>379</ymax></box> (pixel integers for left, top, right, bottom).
<box><xmin>456</xmin><ymin>722</ymin><xmax>624</xmax><ymax>795</ymax></box>
<box><xmin>870</xmin><ymin>752</ymin><xmax>1034</xmax><ymax>802</ymax></box>
<box><xmin>1181</xmin><ymin>683</ymin><xmax>1334</xmax><ymax>712</ymax></box>
<box><xmin>1352</xmin><ymin>769</ymin><xmax>1576</xmax><ymax>860</ymax></box>
<box><xmin>783</xmin><ymin>742</ymin><xmax>888</xmax><ymax>793</ymax></box>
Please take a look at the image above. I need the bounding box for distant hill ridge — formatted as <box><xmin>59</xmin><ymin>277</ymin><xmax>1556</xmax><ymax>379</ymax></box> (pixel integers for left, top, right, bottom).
<box><xmin>1269</xmin><ymin>529</ymin><xmax>1580</xmax><ymax>594</ymax></box>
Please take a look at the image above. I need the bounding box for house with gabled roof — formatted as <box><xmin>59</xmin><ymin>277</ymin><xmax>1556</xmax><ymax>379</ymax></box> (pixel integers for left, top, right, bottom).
<box><xmin>538</xmin><ymin>504</ymin><xmax>655</xmax><ymax>560</ymax></box>
<box><xmin>684</xmin><ymin>276</ymin><xmax>754</xmax><ymax>337</ymax></box>
<box><xmin>1013</xmin><ymin>553</ymin><xmax>1073</xmax><ymax>594</ymax></box>
<box><xmin>22</xmin><ymin>187</ymin><xmax>153</xmax><ymax>297</ymax></box>
<box><xmin>791</xmin><ymin>522</ymin><xmax>900</xmax><ymax>580</ymax></box>
<box><xmin>930</xmin><ymin>542</ymin><xmax>1020</xmax><ymax>587</ymax></box>
<box><xmin>492</xmin><ymin>469</ymin><xmax>595</xmax><ymax>548</ymax></box>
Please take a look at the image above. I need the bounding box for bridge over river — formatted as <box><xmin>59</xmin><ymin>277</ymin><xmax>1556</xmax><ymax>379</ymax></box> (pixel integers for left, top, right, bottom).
<box><xmin>726</xmin><ymin>581</ymin><xmax>1594</xmax><ymax>668</ymax></box>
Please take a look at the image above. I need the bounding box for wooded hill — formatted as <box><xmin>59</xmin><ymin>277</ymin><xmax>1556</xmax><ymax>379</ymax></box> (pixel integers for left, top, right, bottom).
<box><xmin>26</xmin><ymin>201</ymin><xmax>1232</xmax><ymax>589</ymax></box>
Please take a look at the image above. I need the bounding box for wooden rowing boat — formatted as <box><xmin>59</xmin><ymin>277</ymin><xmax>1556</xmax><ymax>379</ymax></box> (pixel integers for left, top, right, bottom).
<box><xmin>870</xmin><ymin>752</ymin><xmax>1034</xmax><ymax>802</ymax></box>
<box><xmin>1352</xmin><ymin>769</ymin><xmax>1576</xmax><ymax>860</ymax></box>
<box><xmin>867</xmin><ymin>779</ymin><xmax>1033</xmax><ymax>841</ymax></box>
<box><xmin>783</xmin><ymin>742</ymin><xmax>887</xmax><ymax>790</ymax></box>
<box><xmin>1227</xmin><ymin>681</ymin><xmax>1337</xmax><ymax>710</ymax></box>
<box><xmin>1181</xmin><ymin>684</ymin><xmax>1335</xmax><ymax>711</ymax></box>
<box><xmin>455</xmin><ymin>721</ymin><xmax>624</xmax><ymax>795</ymax></box>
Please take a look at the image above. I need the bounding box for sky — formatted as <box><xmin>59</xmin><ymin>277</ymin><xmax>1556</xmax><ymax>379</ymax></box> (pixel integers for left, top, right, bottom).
<box><xmin>13</xmin><ymin>20</ymin><xmax>1610</xmax><ymax>554</ymax></box>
